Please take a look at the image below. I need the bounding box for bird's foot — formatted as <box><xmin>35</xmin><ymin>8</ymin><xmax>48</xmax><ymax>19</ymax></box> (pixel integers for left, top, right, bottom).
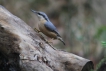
<box><xmin>45</xmin><ymin>40</ymin><xmax>53</xmax><ymax>45</ymax></box>
<box><xmin>41</xmin><ymin>37</ymin><xmax>56</xmax><ymax>50</ymax></box>
<box><xmin>34</xmin><ymin>28</ymin><xmax>41</xmax><ymax>33</ymax></box>
<box><xmin>45</xmin><ymin>40</ymin><xmax>56</xmax><ymax>50</ymax></box>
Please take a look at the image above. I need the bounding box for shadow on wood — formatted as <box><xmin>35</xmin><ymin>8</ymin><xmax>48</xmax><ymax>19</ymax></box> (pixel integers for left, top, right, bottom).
<box><xmin>0</xmin><ymin>5</ymin><xmax>94</xmax><ymax>71</ymax></box>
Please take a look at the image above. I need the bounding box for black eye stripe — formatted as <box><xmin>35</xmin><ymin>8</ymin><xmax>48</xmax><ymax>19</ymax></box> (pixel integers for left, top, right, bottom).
<box><xmin>38</xmin><ymin>13</ymin><xmax>48</xmax><ymax>21</ymax></box>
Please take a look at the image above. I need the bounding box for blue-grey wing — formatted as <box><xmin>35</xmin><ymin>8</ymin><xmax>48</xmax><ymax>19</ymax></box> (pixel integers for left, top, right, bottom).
<box><xmin>44</xmin><ymin>22</ymin><xmax>61</xmax><ymax>37</ymax></box>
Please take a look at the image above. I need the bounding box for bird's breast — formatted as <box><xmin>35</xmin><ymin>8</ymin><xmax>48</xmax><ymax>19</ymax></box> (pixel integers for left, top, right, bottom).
<box><xmin>38</xmin><ymin>20</ymin><xmax>57</xmax><ymax>39</ymax></box>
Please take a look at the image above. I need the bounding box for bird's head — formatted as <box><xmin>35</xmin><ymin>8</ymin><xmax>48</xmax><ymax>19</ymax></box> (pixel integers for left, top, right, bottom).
<box><xmin>31</xmin><ymin>9</ymin><xmax>49</xmax><ymax>21</ymax></box>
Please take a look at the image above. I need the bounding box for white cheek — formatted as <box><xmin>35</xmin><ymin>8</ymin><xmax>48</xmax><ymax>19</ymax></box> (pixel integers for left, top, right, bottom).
<box><xmin>38</xmin><ymin>15</ymin><xmax>45</xmax><ymax>20</ymax></box>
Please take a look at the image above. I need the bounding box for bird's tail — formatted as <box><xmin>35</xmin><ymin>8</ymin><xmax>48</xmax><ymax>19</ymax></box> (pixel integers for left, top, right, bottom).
<box><xmin>57</xmin><ymin>36</ymin><xmax>65</xmax><ymax>45</ymax></box>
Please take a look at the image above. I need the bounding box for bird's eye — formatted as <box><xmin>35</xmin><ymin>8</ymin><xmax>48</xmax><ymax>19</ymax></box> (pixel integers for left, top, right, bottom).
<box><xmin>37</xmin><ymin>12</ymin><xmax>41</xmax><ymax>15</ymax></box>
<box><xmin>37</xmin><ymin>12</ymin><xmax>48</xmax><ymax>21</ymax></box>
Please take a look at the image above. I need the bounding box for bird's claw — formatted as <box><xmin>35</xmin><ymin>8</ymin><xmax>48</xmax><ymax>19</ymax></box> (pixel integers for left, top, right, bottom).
<box><xmin>45</xmin><ymin>40</ymin><xmax>53</xmax><ymax>45</ymax></box>
<box><xmin>44</xmin><ymin>39</ymin><xmax>56</xmax><ymax>50</ymax></box>
<box><xmin>34</xmin><ymin>28</ymin><xmax>41</xmax><ymax>33</ymax></box>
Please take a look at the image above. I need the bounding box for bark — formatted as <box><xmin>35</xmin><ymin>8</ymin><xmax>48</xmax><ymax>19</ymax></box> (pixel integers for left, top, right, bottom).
<box><xmin>0</xmin><ymin>5</ymin><xmax>94</xmax><ymax>71</ymax></box>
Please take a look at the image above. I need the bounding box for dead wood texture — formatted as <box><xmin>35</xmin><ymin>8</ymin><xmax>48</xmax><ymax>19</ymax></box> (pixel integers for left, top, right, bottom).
<box><xmin>0</xmin><ymin>5</ymin><xmax>94</xmax><ymax>71</ymax></box>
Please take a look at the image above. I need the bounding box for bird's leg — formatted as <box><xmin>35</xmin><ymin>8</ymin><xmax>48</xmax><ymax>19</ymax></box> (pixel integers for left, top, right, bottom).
<box><xmin>39</xmin><ymin>35</ymin><xmax>56</xmax><ymax>50</ymax></box>
<box><xmin>46</xmin><ymin>39</ymin><xmax>53</xmax><ymax>45</ymax></box>
<box><xmin>45</xmin><ymin>39</ymin><xmax>56</xmax><ymax>50</ymax></box>
<box><xmin>40</xmin><ymin>35</ymin><xmax>52</xmax><ymax>45</ymax></box>
<box><xmin>45</xmin><ymin>39</ymin><xmax>53</xmax><ymax>45</ymax></box>
<box><xmin>34</xmin><ymin>28</ymin><xmax>41</xmax><ymax>33</ymax></box>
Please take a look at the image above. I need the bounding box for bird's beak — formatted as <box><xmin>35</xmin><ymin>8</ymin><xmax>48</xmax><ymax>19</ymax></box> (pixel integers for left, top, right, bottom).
<box><xmin>31</xmin><ymin>9</ymin><xmax>40</xmax><ymax>18</ymax></box>
<box><xmin>31</xmin><ymin>9</ymin><xmax>38</xmax><ymax>14</ymax></box>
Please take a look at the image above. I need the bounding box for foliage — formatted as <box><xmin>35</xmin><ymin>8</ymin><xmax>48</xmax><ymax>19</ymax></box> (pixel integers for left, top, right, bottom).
<box><xmin>96</xmin><ymin>57</ymin><xmax>106</xmax><ymax>71</ymax></box>
<box><xmin>101</xmin><ymin>41</ymin><xmax>106</xmax><ymax>47</ymax></box>
<box><xmin>95</xmin><ymin>26</ymin><xmax>106</xmax><ymax>39</ymax></box>
<box><xmin>95</xmin><ymin>26</ymin><xmax>106</xmax><ymax>48</ymax></box>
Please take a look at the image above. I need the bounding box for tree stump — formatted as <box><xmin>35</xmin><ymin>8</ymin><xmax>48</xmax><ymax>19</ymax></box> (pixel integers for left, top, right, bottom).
<box><xmin>0</xmin><ymin>5</ymin><xmax>94</xmax><ymax>71</ymax></box>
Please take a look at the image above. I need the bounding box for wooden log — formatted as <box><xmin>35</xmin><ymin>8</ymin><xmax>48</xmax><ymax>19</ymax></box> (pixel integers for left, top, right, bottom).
<box><xmin>0</xmin><ymin>5</ymin><xmax>94</xmax><ymax>71</ymax></box>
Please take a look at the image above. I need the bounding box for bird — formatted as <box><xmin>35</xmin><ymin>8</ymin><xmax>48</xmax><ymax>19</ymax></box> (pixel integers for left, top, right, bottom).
<box><xmin>31</xmin><ymin>9</ymin><xmax>65</xmax><ymax>45</ymax></box>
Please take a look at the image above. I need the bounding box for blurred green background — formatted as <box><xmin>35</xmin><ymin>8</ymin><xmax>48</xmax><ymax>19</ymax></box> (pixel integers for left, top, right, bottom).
<box><xmin>0</xmin><ymin>0</ymin><xmax>106</xmax><ymax>68</ymax></box>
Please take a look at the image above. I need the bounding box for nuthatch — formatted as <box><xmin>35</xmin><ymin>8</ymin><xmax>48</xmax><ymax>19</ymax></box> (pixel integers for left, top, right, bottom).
<box><xmin>31</xmin><ymin>10</ymin><xmax>65</xmax><ymax>45</ymax></box>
